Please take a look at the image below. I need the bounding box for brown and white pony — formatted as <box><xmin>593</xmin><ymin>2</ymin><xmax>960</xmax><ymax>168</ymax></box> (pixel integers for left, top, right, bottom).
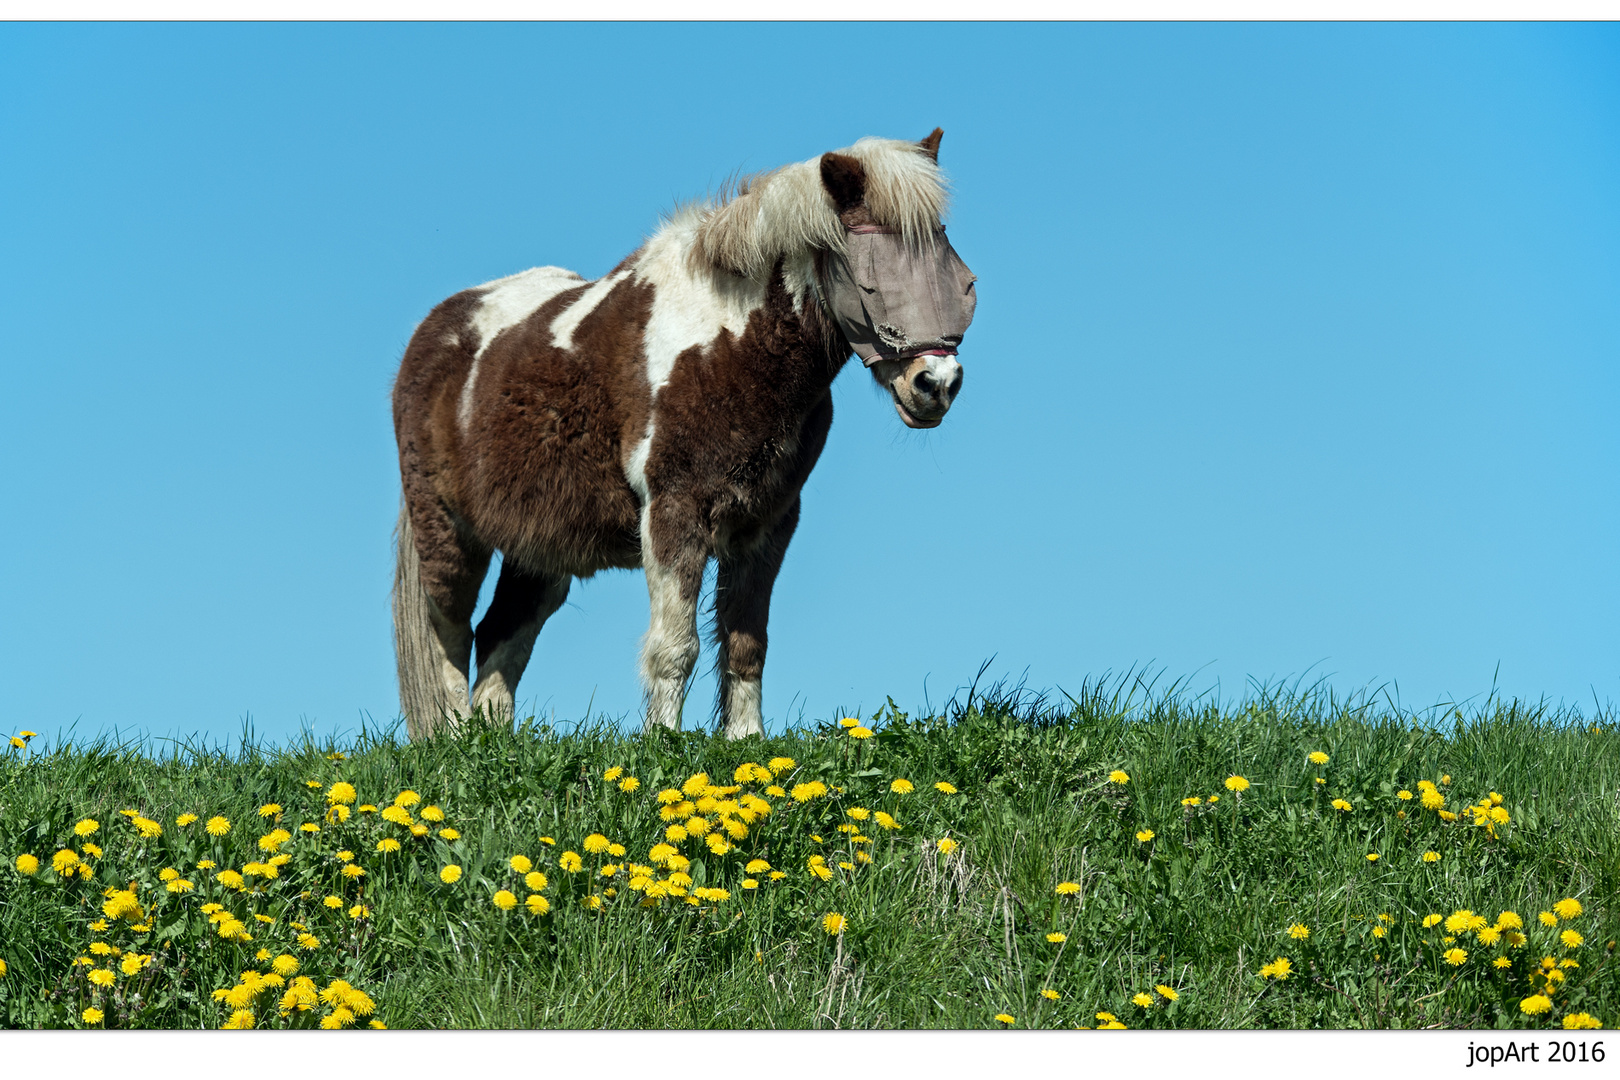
<box><xmin>391</xmin><ymin>129</ymin><xmax>977</xmax><ymax>740</ymax></box>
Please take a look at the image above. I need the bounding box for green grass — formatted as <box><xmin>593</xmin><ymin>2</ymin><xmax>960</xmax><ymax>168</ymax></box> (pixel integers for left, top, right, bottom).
<box><xmin>1</xmin><ymin>674</ymin><xmax>1615</xmax><ymax>1030</ymax></box>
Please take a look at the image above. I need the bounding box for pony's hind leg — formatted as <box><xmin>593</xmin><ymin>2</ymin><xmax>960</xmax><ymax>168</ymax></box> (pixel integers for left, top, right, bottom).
<box><xmin>471</xmin><ymin>561</ymin><xmax>570</xmax><ymax>720</ymax></box>
<box><xmin>393</xmin><ymin>502</ymin><xmax>491</xmax><ymax>739</ymax></box>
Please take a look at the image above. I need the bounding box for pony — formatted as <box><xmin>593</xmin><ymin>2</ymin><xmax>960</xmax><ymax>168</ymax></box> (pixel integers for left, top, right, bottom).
<box><xmin>391</xmin><ymin>129</ymin><xmax>977</xmax><ymax>740</ymax></box>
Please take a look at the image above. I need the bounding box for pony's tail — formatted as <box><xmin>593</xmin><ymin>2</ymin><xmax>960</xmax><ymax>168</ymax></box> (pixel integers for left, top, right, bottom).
<box><xmin>392</xmin><ymin>505</ymin><xmax>461</xmax><ymax>739</ymax></box>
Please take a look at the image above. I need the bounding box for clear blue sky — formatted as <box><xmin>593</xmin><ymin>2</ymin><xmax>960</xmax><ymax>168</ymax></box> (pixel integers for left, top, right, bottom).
<box><xmin>2</xmin><ymin>22</ymin><xmax>1616</xmax><ymax>749</ymax></box>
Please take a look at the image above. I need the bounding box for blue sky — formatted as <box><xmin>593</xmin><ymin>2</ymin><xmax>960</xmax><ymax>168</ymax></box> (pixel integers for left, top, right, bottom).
<box><xmin>1</xmin><ymin>22</ymin><xmax>1616</xmax><ymax>748</ymax></box>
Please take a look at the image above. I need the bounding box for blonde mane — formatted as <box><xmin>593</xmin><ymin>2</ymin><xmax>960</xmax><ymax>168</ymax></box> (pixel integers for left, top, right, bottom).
<box><xmin>682</xmin><ymin>136</ymin><xmax>950</xmax><ymax>279</ymax></box>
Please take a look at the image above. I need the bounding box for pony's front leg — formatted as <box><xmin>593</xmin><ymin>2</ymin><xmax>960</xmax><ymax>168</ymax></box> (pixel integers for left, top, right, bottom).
<box><xmin>714</xmin><ymin>499</ymin><xmax>800</xmax><ymax>740</ymax></box>
<box><xmin>640</xmin><ymin>510</ymin><xmax>707</xmax><ymax>732</ymax></box>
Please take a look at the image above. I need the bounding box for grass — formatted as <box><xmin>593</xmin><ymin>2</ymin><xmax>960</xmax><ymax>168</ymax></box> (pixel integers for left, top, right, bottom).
<box><xmin>0</xmin><ymin>673</ymin><xmax>1614</xmax><ymax>1030</ymax></box>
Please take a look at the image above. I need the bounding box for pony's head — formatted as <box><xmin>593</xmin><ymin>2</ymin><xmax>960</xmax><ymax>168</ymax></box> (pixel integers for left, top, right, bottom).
<box><xmin>690</xmin><ymin>129</ymin><xmax>977</xmax><ymax>429</ymax></box>
<box><xmin>818</xmin><ymin>129</ymin><xmax>976</xmax><ymax>429</ymax></box>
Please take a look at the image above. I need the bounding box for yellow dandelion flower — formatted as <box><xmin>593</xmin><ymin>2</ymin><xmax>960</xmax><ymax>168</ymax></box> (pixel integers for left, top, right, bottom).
<box><xmin>1507</xmin><ymin>931</ymin><xmax>1528</xmax><ymax>948</ymax></box>
<box><xmin>1056</xmin><ymin>881</ymin><xmax>1081</xmax><ymax>896</ymax></box>
<box><xmin>1136</xmin><ymin>829</ymin><xmax>1154</xmax><ymax>842</ymax></box>
<box><xmin>619</xmin><ymin>777</ymin><xmax>640</xmax><ymax>793</ymax></box>
<box><xmin>1422</xmin><ymin>851</ymin><xmax>1441</xmax><ymax>863</ymax></box>
<box><xmin>326</xmin><ymin>781</ymin><xmax>356</xmax><ymax>805</ymax></box>
<box><xmin>1440</xmin><ymin>774</ymin><xmax>1451</xmax><ymax>785</ymax></box>
<box><xmin>1540</xmin><ymin>911</ymin><xmax>1559</xmax><ymax>927</ymax></box>
<box><xmin>419</xmin><ymin>804</ymin><xmax>444</xmax><ymax>822</ymax></box>
<box><xmin>769</xmin><ymin>870</ymin><xmax>786</xmax><ymax>881</ymax></box>
<box><xmin>995</xmin><ymin>1013</ymin><xmax>1015</xmax><ymax>1025</ymax></box>
<box><xmin>1096</xmin><ymin>1012</ymin><xmax>1118</xmax><ymax>1022</ymax></box>
<box><xmin>1422</xmin><ymin>914</ymin><xmax>1443</xmax><ymax>928</ymax></box>
<box><xmin>393</xmin><ymin>790</ymin><xmax>420</xmax><ymax>808</ymax></box>
<box><xmin>1046</xmin><ymin>932</ymin><xmax>1066</xmax><ymax>943</ymax></box>
<box><xmin>376</xmin><ymin>838</ymin><xmax>400</xmax><ymax>853</ymax></box>
<box><xmin>937</xmin><ymin>838</ymin><xmax>959</xmax><ymax>855</ymax></box>
<box><xmin>1181</xmin><ymin>796</ymin><xmax>1202</xmax><ymax>806</ymax></box>
<box><xmin>1287</xmin><ymin>923</ymin><xmax>1309</xmax><ymax>940</ymax></box>
<box><xmin>508</xmin><ymin>855</ymin><xmax>532</xmax><ymax>874</ymax></box>
<box><xmin>14</xmin><ymin>854</ymin><xmax>39</xmax><ymax>875</ymax></box>
<box><xmin>583</xmin><ymin>833</ymin><xmax>610</xmax><ymax>854</ymax></box>
<box><xmin>742</xmin><ymin>878</ymin><xmax>758</xmax><ymax>889</ymax></box>
<box><xmin>848</xmin><ymin>726</ymin><xmax>874</xmax><ymax>739</ymax></box>
<box><xmin>206</xmin><ymin>816</ymin><xmax>231</xmax><ymax>836</ymax></box>
<box><xmin>664</xmin><ymin>824</ymin><xmax>689</xmax><ymax>843</ymax></box>
<box><xmin>1132</xmin><ymin>992</ymin><xmax>1155</xmax><ymax>1008</ymax></box>
<box><xmin>1444</xmin><ymin>948</ymin><xmax>1468</xmax><ymax>966</ymax></box>
<box><xmin>88</xmin><ymin>968</ymin><xmax>115</xmax><ymax>987</ymax></box>
<box><xmin>1562</xmin><ymin>1013</ymin><xmax>1602</xmax><ymax>1030</ymax></box>
<box><xmin>525</xmin><ymin>870</ymin><xmax>548</xmax><ymax>891</ymax></box>
<box><xmin>82</xmin><ymin>1006</ymin><xmax>104</xmax><ymax>1024</ymax></box>
<box><xmin>1493</xmin><ymin>957</ymin><xmax>1512</xmax><ymax>970</ymax></box>
<box><xmin>1520</xmin><ymin>995</ymin><xmax>1553</xmax><ymax>1015</ymax></box>
<box><xmin>1308</xmin><ymin>751</ymin><xmax>1329</xmax><ymax>765</ymax></box>
<box><xmin>874</xmin><ymin>811</ymin><xmax>899</xmax><ymax>831</ymax></box>
<box><xmin>1108</xmin><ymin>770</ymin><xmax>1130</xmax><ymax>784</ymax></box>
<box><xmin>1561</xmin><ymin>929</ymin><xmax>1584</xmax><ymax>948</ymax></box>
<box><xmin>323</xmin><ymin>895</ymin><xmax>343</xmax><ymax>909</ymax></box>
<box><xmin>890</xmin><ymin>778</ymin><xmax>914</xmax><ymax>794</ymax></box>
<box><xmin>439</xmin><ymin>864</ymin><xmax>462</xmax><ymax>884</ymax></box>
<box><xmin>526</xmin><ymin>893</ymin><xmax>551</xmax><ymax>915</ymax></box>
<box><xmin>340</xmin><ymin>864</ymin><xmax>365</xmax><ymax>879</ymax></box>
<box><xmin>558</xmin><ymin>851</ymin><xmax>582</xmax><ymax>872</ymax></box>
<box><xmin>52</xmin><ymin>849</ymin><xmax>80</xmax><ymax>875</ymax></box>
<box><xmin>1553</xmin><ymin>898</ymin><xmax>1583</xmax><ymax>920</ymax></box>
<box><xmin>1330</xmin><ymin>799</ymin><xmax>1352</xmax><ymax>812</ymax></box>
<box><xmin>1477</xmin><ymin>926</ymin><xmax>1501</xmax><ymax>946</ymax></box>
<box><xmin>603</xmin><ymin>765</ymin><xmax>625</xmax><ymax>782</ymax></box>
<box><xmin>934</xmin><ymin>782</ymin><xmax>958</xmax><ymax>794</ymax></box>
<box><xmin>765</xmin><ymin>785</ymin><xmax>786</xmax><ymax>797</ymax></box>
<box><xmin>1224</xmin><ymin>775</ymin><xmax>1249</xmax><ymax>792</ymax></box>
<box><xmin>656</xmin><ymin>788</ymin><xmax>682</xmax><ymax>805</ymax></box>
<box><xmin>1041</xmin><ymin>989</ymin><xmax>1060</xmax><ymax>1000</ymax></box>
<box><xmin>681</xmin><ymin>772</ymin><xmax>710</xmax><ymax>797</ymax></box>
<box><xmin>493</xmin><ymin>890</ymin><xmax>517</xmax><ymax>911</ymax></box>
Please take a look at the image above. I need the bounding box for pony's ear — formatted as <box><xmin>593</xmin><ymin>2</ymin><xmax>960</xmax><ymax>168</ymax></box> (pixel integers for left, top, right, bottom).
<box><xmin>918</xmin><ymin>127</ymin><xmax>943</xmax><ymax>163</ymax></box>
<box><xmin>820</xmin><ymin>152</ymin><xmax>867</xmax><ymax>213</ymax></box>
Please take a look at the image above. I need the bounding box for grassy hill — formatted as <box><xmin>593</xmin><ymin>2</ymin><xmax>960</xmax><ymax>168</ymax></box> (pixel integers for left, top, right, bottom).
<box><xmin>1</xmin><ymin>676</ymin><xmax>1614</xmax><ymax>1029</ymax></box>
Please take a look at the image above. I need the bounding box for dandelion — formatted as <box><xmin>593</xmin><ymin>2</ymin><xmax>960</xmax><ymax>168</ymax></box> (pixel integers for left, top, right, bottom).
<box><xmin>88</xmin><ymin>968</ymin><xmax>115</xmax><ymax>987</ymax></box>
<box><xmin>619</xmin><ymin>777</ymin><xmax>640</xmax><ymax>793</ymax></box>
<box><xmin>603</xmin><ymin>765</ymin><xmax>625</xmax><ymax>782</ymax></box>
<box><xmin>526</xmin><ymin>893</ymin><xmax>551</xmax><ymax>915</ymax></box>
<box><xmin>1366</xmin><ymin>854</ymin><xmax>1379</xmax><ymax>862</ymax></box>
<box><xmin>176</xmin><ymin>813</ymin><xmax>198</xmax><ymax>826</ymax></box>
<box><xmin>822</xmin><ymin>912</ymin><xmax>846</xmax><ymax>935</ymax></box>
<box><xmin>1422</xmin><ymin>914</ymin><xmax>1443</xmax><ymax>928</ymax></box>
<box><xmin>493</xmin><ymin>890</ymin><xmax>517</xmax><ymax>911</ymax></box>
<box><xmin>1440</xmin><ymin>774</ymin><xmax>1451</xmax><ymax>785</ymax></box>
<box><xmin>1041</xmin><ymin>989</ymin><xmax>1060</xmax><ymax>1001</ymax></box>
<box><xmin>839</xmin><ymin>717</ymin><xmax>860</xmax><ymax>728</ymax></box>
<box><xmin>995</xmin><ymin>1013</ymin><xmax>1015</xmax><ymax>1025</ymax></box>
<box><xmin>326</xmin><ymin>782</ymin><xmax>356</xmax><ymax>805</ymax></box>
<box><xmin>848</xmin><ymin>726</ymin><xmax>874</xmax><ymax>739</ymax></box>
<box><xmin>1506</xmin><ymin>931</ymin><xmax>1528</xmax><ymax>948</ymax></box>
<box><xmin>1308</xmin><ymin>751</ymin><xmax>1329</xmax><ymax>765</ymax></box>
<box><xmin>1135</xmin><ymin>829</ymin><xmax>1154</xmax><ymax>843</ymax></box>
<box><xmin>1421</xmin><ymin>789</ymin><xmax>1445</xmax><ymax>810</ymax></box>
<box><xmin>394</xmin><ymin>790</ymin><xmax>421</xmax><ymax>808</ymax></box>
<box><xmin>1108</xmin><ymin>770</ymin><xmax>1130</xmax><ymax>784</ymax></box>
<box><xmin>340</xmin><ymin>864</ymin><xmax>365</xmax><ymax>879</ymax></box>
<box><xmin>376</xmin><ymin>838</ymin><xmax>400</xmax><ymax>854</ymax></box>
<box><xmin>874</xmin><ymin>811</ymin><xmax>899</xmax><ymax>831</ymax></box>
<box><xmin>439</xmin><ymin>865</ymin><xmax>462</xmax><ymax>884</ymax></box>
<box><xmin>1554</xmin><ymin>898</ymin><xmax>1583</xmax><ymax>920</ymax></box>
<box><xmin>1444</xmin><ymin>948</ymin><xmax>1468</xmax><ymax>966</ymax></box>
<box><xmin>420</xmin><ymin>805</ymin><xmax>444</xmax><ymax>822</ymax></box>
<box><xmin>890</xmin><ymin>778</ymin><xmax>914</xmax><ymax>794</ymax></box>
<box><xmin>1520</xmin><ymin>995</ymin><xmax>1553</xmax><ymax>1016</ymax></box>
<box><xmin>1561</xmin><ymin>930</ymin><xmax>1584</xmax><ymax>948</ymax></box>
<box><xmin>1372</xmin><ymin>926</ymin><xmax>1386</xmax><ymax>938</ymax></box>
<box><xmin>82</xmin><ymin>1007</ymin><xmax>104</xmax><ymax>1024</ymax></box>
<box><xmin>1056</xmin><ymin>882</ymin><xmax>1081</xmax><ymax>896</ymax></box>
<box><xmin>1046</xmin><ymin>932</ymin><xmax>1067</xmax><ymax>943</ymax></box>
<box><xmin>1477</xmin><ymin>927</ymin><xmax>1501</xmax><ymax>946</ymax></box>
<box><xmin>272</xmin><ymin>955</ymin><xmax>299</xmax><ymax>977</ymax></box>
<box><xmin>583</xmin><ymin>833</ymin><xmax>611</xmax><ymax>854</ymax></box>
<box><xmin>768</xmin><ymin>756</ymin><xmax>797</xmax><ymax>774</ymax></box>
<box><xmin>525</xmin><ymin>871</ymin><xmax>548</xmax><ymax>891</ymax></box>
<box><xmin>1422</xmin><ymin>851</ymin><xmax>1441</xmax><ymax>863</ymax></box>
<box><xmin>1330</xmin><ymin>799</ymin><xmax>1352</xmax><ymax>813</ymax></box>
<box><xmin>1493</xmin><ymin>957</ymin><xmax>1512</xmax><ymax>970</ymax></box>
<box><xmin>1562</xmin><ymin>1013</ymin><xmax>1602</xmax><ymax>1030</ymax></box>
<box><xmin>1224</xmin><ymin>775</ymin><xmax>1249</xmax><ymax>793</ymax></box>
<box><xmin>509</xmin><ymin>855</ymin><xmax>532</xmax><ymax>873</ymax></box>
<box><xmin>559</xmin><ymin>852</ymin><xmax>583</xmax><ymax>872</ymax></box>
<box><xmin>1287</xmin><ymin>923</ymin><xmax>1309</xmax><ymax>940</ymax></box>
<box><xmin>935</xmin><ymin>782</ymin><xmax>958</xmax><ymax>794</ymax></box>
<box><xmin>73</xmin><ymin>818</ymin><xmax>100</xmax><ymax>838</ymax></box>
<box><xmin>52</xmin><ymin>850</ymin><xmax>80</xmax><ymax>875</ymax></box>
<box><xmin>1259</xmin><ymin>957</ymin><xmax>1293</xmax><ymax>980</ymax></box>
<box><xmin>1096</xmin><ymin>1012</ymin><xmax>1118</xmax><ymax>1022</ymax></box>
<box><xmin>681</xmin><ymin>772</ymin><xmax>710</xmax><ymax>797</ymax></box>
<box><xmin>1540</xmin><ymin>911</ymin><xmax>1559</xmax><ymax>927</ymax></box>
<box><xmin>1181</xmin><ymin>796</ymin><xmax>1202</xmax><ymax>806</ymax></box>
<box><xmin>937</xmin><ymin>838</ymin><xmax>959</xmax><ymax>856</ymax></box>
<box><xmin>323</xmin><ymin>896</ymin><xmax>344</xmax><ymax>909</ymax></box>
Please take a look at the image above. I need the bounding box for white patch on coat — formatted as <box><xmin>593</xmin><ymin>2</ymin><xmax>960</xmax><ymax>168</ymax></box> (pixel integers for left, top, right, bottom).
<box><xmin>459</xmin><ymin>266</ymin><xmax>584</xmax><ymax>433</ymax></box>
<box><xmin>549</xmin><ymin>269</ymin><xmax>631</xmax><ymax>351</ymax></box>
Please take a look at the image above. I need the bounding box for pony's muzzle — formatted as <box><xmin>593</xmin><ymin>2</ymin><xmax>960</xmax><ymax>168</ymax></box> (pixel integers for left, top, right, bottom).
<box><xmin>890</xmin><ymin>353</ymin><xmax>963</xmax><ymax>428</ymax></box>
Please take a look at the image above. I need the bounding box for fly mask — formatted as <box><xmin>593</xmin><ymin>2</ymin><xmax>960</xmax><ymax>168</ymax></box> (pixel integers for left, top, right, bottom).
<box><xmin>820</xmin><ymin>224</ymin><xmax>978</xmax><ymax>365</ymax></box>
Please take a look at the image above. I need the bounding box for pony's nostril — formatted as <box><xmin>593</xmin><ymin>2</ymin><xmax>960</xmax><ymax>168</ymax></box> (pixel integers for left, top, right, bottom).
<box><xmin>913</xmin><ymin>370</ymin><xmax>939</xmax><ymax>396</ymax></box>
<box><xmin>946</xmin><ymin>369</ymin><xmax>963</xmax><ymax>398</ymax></box>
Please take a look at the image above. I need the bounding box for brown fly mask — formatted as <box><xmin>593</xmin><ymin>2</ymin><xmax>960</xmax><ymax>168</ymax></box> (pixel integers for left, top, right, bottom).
<box><xmin>815</xmin><ymin>145</ymin><xmax>978</xmax><ymax>428</ymax></box>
